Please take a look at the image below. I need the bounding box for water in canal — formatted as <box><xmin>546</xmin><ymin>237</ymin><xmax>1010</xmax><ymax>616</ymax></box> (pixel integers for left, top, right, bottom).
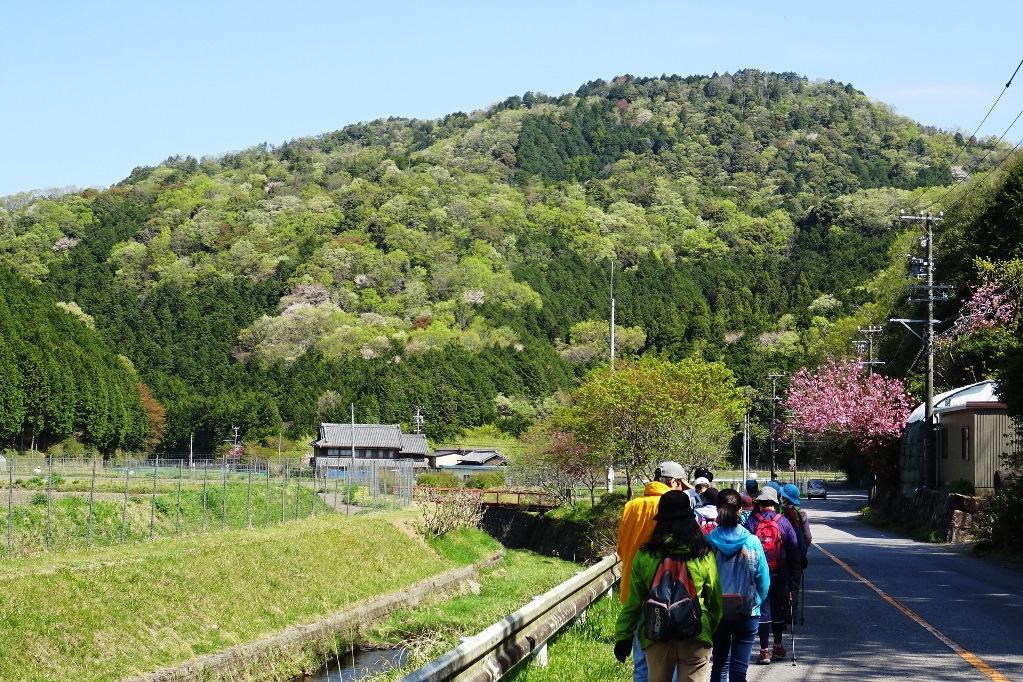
<box><xmin>300</xmin><ymin>647</ymin><xmax>408</xmax><ymax>682</ymax></box>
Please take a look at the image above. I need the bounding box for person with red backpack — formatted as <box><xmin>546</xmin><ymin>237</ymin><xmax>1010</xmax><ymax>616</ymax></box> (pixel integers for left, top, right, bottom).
<box><xmin>743</xmin><ymin>486</ymin><xmax>800</xmax><ymax>664</ymax></box>
<box><xmin>615</xmin><ymin>490</ymin><xmax>723</xmax><ymax>681</ymax></box>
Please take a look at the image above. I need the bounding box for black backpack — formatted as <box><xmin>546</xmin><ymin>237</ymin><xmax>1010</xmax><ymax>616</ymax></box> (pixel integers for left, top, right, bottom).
<box><xmin>642</xmin><ymin>555</ymin><xmax>702</xmax><ymax>642</ymax></box>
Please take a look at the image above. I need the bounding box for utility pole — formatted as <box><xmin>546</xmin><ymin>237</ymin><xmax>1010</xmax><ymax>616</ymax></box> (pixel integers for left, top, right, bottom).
<box><xmin>767</xmin><ymin>373</ymin><xmax>784</xmax><ymax>481</ymax></box>
<box><xmin>896</xmin><ymin>211</ymin><xmax>948</xmax><ymax>489</ymax></box>
<box><xmin>853</xmin><ymin>326</ymin><xmax>885</xmax><ymax>375</ymax></box>
<box><xmin>741</xmin><ymin>412</ymin><xmax>751</xmax><ymax>484</ymax></box>
<box><xmin>413</xmin><ymin>405</ymin><xmax>425</xmax><ymax>434</ymax></box>
<box><xmin>609</xmin><ymin>259</ymin><xmax>616</xmax><ymax>371</ymax></box>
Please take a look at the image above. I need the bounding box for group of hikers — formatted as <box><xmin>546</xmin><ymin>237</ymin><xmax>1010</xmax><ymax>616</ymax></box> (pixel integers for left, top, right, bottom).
<box><xmin>614</xmin><ymin>462</ymin><xmax>812</xmax><ymax>682</ymax></box>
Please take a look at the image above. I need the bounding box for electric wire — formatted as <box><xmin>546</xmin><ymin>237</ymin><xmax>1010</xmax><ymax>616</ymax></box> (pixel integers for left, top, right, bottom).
<box><xmin>944</xmin><ymin>133</ymin><xmax>1023</xmax><ymax>214</ymax></box>
<box><xmin>918</xmin><ymin>57</ymin><xmax>1023</xmax><ymax>213</ymax></box>
<box><xmin>921</xmin><ymin>104</ymin><xmax>1023</xmax><ymax>213</ymax></box>
<box><xmin>943</xmin><ymin>58</ymin><xmax>1022</xmax><ymax>172</ymax></box>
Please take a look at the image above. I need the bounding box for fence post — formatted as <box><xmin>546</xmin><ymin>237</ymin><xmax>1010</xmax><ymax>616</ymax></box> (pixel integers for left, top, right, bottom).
<box><xmin>311</xmin><ymin>465</ymin><xmax>317</xmax><ymax>518</ymax></box>
<box><xmin>120</xmin><ymin>465</ymin><xmax>130</xmax><ymax>542</ymax></box>
<box><xmin>45</xmin><ymin>457</ymin><xmax>53</xmax><ymax>551</ymax></box>
<box><xmin>201</xmin><ymin>464</ymin><xmax>208</xmax><ymax>532</ymax></box>
<box><xmin>221</xmin><ymin>458</ymin><xmax>228</xmax><ymax>529</ymax></box>
<box><xmin>294</xmin><ymin>463</ymin><xmax>301</xmax><ymax>520</ymax></box>
<box><xmin>281</xmin><ymin>462</ymin><xmax>287</xmax><ymax>523</ymax></box>
<box><xmin>150</xmin><ymin>461</ymin><xmax>158</xmax><ymax>539</ymax></box>
<box><xmin>264</xmin><ymin>461</ymin><xmax>270</xmax><ymax>527</ymax></box>
<box><xmin>246</xmin><ymin>467</ymin><xmax>253</xmax><ymax>529</ymax></box>
<box><xmin>176</xmin><ymin>461</ymin><xmax>183</xmax><ymax>535</ymax></box>
<box><xmin>6</xmin><ymin>464</ymin><xmax>13</xmax><ymax>556</ymax></box>
<box><xmin>333</xmin><ymin>475</ymin><xmax>339</xmax><ymax>513</ymax></box>
<box><xmin>87</xmin><ymin>459</ymin><xmax>96</xmax><ymax>546</ymax></box>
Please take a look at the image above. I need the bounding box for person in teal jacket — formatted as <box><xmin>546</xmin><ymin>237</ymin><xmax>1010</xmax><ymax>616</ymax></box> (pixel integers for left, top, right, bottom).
<box><xmin>615</xmin><ymin>490</ymin><xmax>723</xmax><ymax>682</ymax></box>
<box><xmin>706</xmin><ymin>491</ymin><xmax>770</xmax><ymax>682</ymax></box>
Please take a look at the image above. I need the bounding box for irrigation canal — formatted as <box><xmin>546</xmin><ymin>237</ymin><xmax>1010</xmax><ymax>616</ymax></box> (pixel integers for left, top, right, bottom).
<box><xmin>300</xmin><ymin>647</ymin><xmax>407</xmax><ymax>682</ymax></box>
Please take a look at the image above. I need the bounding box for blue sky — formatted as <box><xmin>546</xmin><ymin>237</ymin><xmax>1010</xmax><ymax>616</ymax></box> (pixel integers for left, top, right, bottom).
<box><xmin>3</xmin><ymin>1</ymin><xmax>1022</xmax><ymax>195</ymax></box>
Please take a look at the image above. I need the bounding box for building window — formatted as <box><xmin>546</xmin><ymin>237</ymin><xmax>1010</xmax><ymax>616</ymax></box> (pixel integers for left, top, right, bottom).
<box><xmin>938</xmin><ymin>428</ymin><xmax>949</xmax><ymax>459</ymax></box>
<box><xmin>961</xmin><ymin>427</ymin><xmax>970</xmax><ymax>461</ymax></box>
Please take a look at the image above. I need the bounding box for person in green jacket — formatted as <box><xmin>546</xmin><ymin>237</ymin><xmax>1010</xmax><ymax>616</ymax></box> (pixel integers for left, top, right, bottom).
<box><xmin>615</xmin><ymin>490</ymin><xmax>723</xmax><ymax>682</ymax></box>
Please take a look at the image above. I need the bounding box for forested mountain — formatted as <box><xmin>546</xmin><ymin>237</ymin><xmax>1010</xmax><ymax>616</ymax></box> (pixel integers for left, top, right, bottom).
<box><xmin>0</xmin><ymin>269</ymin><xmax>148</xmax><ymax>452</ymax></box>
<box><xmin>0</xmin><ymin>70</ymin><xmax>1008</xmax><ymax>451</ymax></box>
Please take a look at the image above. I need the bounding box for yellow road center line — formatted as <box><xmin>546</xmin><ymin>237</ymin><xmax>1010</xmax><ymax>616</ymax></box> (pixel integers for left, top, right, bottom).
<box><xmin>815</xmin><ymin>543</ymin><xmax>1009</xmax><ymax>682</ymax></box>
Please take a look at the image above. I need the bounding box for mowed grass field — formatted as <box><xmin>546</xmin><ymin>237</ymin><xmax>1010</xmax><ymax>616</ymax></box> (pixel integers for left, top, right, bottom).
<box><xmin>0</xmin><ymin>512</ymin><xmax>499</xmax><ymax>681</ymax></box>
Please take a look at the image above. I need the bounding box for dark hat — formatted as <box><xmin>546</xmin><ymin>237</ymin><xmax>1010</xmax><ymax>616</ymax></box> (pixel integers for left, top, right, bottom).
<box><xmin>655</xmin><ymin>490</ymin><xmax>696</xmax><ymax>521</ymax></box>
<box><xmin>744</xmin><ymin>478</ymin><xmax>759</xmax><ymax>495</ymax></box>
<box><xmin>702</xmin><ymin>486</ymin><xmax>720</xmax><ymax>506</ymax></box>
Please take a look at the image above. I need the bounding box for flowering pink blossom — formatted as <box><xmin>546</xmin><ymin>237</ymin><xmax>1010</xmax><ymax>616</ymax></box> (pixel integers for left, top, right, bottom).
<box><xmin>783</xmin><ymin>358</ymin><xmax>913</xmax><ymax>453</ymax></box>
<box><xmin>946</xmin><ymin>277</ymin><xmax>1018</xmax><ymax>338</ymax></box>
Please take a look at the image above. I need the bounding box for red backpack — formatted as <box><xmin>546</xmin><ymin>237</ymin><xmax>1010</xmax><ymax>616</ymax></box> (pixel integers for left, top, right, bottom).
<box><xmin>753</xmin><ymin>512</ymin><xmax>784</xmax><ymax>571</ymax></box>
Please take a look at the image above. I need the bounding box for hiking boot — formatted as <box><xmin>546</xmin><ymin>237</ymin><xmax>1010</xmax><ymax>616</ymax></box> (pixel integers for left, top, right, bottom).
<box><xmin>772</xmin><ymin>644</ymin><xmax>787</xmax><ymax>660</ymax></box>
<box><xmin>757</xmin><ymin>648</ymin><xmax>772</xmax><ymax>665</ymax></box>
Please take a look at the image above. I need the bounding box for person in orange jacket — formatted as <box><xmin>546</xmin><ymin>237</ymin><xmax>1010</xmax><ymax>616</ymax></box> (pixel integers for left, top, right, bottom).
<box><xmin>617</xmin><ymin>461</ymin><xmax>693</xmax><ymax>682</ymax></box>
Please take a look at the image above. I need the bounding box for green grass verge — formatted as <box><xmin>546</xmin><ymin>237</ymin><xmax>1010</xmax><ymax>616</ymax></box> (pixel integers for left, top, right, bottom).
<box><xmin>363</xmin><ymin>550</ymin><xmax>581</xmax><ymax>680</ymax></box>
<box><xmin>859</xmin><ymin>505</ymin><xmax>945</xmax><ymax>543</ymax></box>
<box><xmin>507</xmin><ymin>592</ymin><xmax>628</xmax><ymax>682</ymax></box>
<box><xmin>0</xmin><ymin>514</ymin><xmax>496</xmax><ymax>681</ymax></box>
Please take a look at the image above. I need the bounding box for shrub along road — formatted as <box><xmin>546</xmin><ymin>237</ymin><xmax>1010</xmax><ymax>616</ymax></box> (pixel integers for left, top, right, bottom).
<box><xmin>513</xmin><ymin>489</ymin><xmax>1023</xmax><ymax>681</ymax></box>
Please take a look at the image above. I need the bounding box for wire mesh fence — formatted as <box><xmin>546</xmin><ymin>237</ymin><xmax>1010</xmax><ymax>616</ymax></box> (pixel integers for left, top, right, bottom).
<box><xmin>0</xmin><ymin>456</ymin><xmax>416</xmax><ymax>558</ymax></box>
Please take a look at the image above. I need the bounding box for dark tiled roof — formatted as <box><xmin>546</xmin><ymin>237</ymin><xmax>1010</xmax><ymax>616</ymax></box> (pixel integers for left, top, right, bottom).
<box><xmin>401</xmin><ymin>433</ymin><xmax>428</xmax><ymax>456</ymax></box>
<box><xmin>315</xmin><ymin>424</ymin><xmax>403</xmax><ymax>449</ymax></box>
<box><xmin>314</xmin><ymin>424</ymin><xmax>429</xmax><ymax>456</ymax></box>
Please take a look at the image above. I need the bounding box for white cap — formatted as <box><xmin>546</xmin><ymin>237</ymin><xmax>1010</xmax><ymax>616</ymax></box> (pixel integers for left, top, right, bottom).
<box><xmin>694</xmin><ymin>476</ymin><xmax>710</xmax><ymax>487</ymax></box>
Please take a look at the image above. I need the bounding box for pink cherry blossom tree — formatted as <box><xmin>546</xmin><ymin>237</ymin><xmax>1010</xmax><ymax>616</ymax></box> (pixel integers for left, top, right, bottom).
<box><xmin>943</xmin><ymin>274</ymin><xmax>1019</xmax><ymax>341</ymax></box>
<box><xmin>783</xmin><ymin>358</ymin><xmax>913</xmax><ymax>479</ymax></box>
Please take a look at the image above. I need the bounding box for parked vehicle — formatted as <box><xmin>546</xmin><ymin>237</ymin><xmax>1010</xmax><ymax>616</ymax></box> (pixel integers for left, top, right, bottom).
<box><xmin>805</xmin><ymin>479</ymin><xmax>827</xmax><ymax>500</ymax></box>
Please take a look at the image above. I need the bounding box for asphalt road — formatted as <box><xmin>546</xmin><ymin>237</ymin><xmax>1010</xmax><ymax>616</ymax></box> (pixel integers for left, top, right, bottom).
<box><xmin>746</xmin><ymin>489</ymin><xmax>1023</xmax><ymax>681</ymax></box>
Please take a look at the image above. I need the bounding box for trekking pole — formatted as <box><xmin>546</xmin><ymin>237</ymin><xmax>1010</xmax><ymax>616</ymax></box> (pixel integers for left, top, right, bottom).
<box><xmin>791</xmin><ymin>596</ymin><xmax>797</xmax><ymax>665</ymax></box>
<box><xmin>800</xmin><ymin>573</ymin><xmax>806</xmax><ymax>626</ymax></box>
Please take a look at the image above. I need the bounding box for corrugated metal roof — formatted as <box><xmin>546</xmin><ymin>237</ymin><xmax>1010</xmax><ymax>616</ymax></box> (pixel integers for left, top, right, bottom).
<box><xmin>909</xmin><ymin>380</ymin><xmax>1002</xmax><ymax>423</ymax></box>
<box><xmin>458</xmin><ymin>450</ymin><xmax>505</xmax><ymax>465</ymax></box>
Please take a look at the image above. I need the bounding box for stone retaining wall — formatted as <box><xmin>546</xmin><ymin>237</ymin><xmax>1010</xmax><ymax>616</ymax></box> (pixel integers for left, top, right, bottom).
<box><xmin>480</xmin><ymin>507</ymin><xmax>600</xmax><ymax>562</ymax></box>
<box><xmin>874</xmin><ymin>488</ymin><xmax>989</xmax><ymax>542</ymax></box>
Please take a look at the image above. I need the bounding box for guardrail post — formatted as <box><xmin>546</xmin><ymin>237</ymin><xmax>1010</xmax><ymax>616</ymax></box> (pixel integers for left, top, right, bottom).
<box><xmin>535</xmin><ymin>642</ymin><xmax>548</xmax><ymax>668</ymax></box>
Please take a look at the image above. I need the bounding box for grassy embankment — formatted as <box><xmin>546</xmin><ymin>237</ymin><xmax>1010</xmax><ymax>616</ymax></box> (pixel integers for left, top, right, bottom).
<box><xmin>0</xmin><ymin>511</ymin><xmax>499</xmax><ymax>681</ymax></box>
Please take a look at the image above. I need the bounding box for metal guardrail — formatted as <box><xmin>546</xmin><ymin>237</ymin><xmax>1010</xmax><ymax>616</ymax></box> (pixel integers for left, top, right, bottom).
<box><xmin>413</xmin><ymin>487</ymin><xmax>561</xmax><ymax>509</ymax></box>
<box><xmin>401</xmin><ymin>554</ymin><xmax>621</xmax><ymax>682</ymax></box>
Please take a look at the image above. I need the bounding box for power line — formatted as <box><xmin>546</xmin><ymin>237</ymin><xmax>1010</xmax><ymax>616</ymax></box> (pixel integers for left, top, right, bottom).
<box><xmin>918</xmin><ymin>56</ymin><xmax>1023</xmax><ymax>213</ymax></box>
<box><xmin>944</xmin><ymin>135</ymin><xmax>1023</xmax><ymax>214</ymax></box>
<box><xmin>943</xmin><ymin>57</ymin><xmax>1023</xmax><ymax>172</ymax></box>
<box><xmin>922</xmin><ymin>105</ymin><xmax>1023</xmax><ymax>213</ymax></box>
